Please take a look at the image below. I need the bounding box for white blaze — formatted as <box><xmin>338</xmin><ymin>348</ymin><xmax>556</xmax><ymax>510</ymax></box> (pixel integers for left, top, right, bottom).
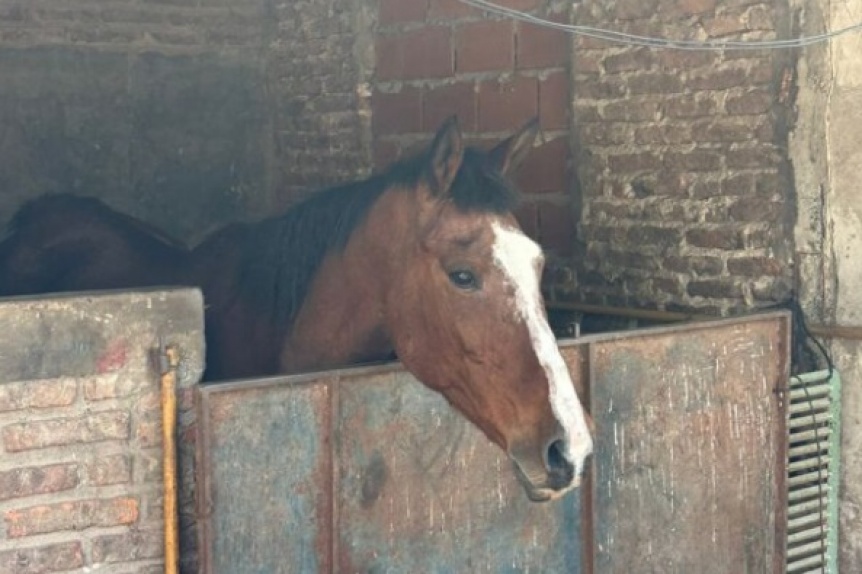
<box><xmin>491</xmin><ymin>221</ymin><xmax>593</xmax><ymax>469</ymax></box>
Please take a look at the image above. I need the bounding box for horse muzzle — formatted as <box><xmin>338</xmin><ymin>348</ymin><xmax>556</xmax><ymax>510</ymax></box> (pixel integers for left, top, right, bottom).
<box><xmin>509</xmin><ymin>436</ymin><xmax>592</xmax><ymax>503</ymax></box>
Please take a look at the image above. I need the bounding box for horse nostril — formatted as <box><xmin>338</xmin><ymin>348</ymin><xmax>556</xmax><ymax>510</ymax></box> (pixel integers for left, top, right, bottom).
<box><xmin>545</xmin><ymin>439</ymin><xmax>575</xmax><ymax>489</ymax></box>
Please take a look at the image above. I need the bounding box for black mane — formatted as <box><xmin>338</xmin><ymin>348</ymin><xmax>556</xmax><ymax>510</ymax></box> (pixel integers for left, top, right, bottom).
<box><xmin>234</xmin><ymin>144</ymin><xmax>520</xmax><ymax>332</ymax></box>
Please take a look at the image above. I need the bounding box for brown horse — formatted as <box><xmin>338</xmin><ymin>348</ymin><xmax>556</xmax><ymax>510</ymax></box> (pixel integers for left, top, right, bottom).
<box><xmin>0</xmin><ymin>117</ymin><xmax>592</xmax><ymax>501</ymax></box>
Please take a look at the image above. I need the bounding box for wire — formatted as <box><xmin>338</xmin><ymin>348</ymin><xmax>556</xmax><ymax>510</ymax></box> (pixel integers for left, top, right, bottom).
<box><xmin>457</xmin><ymin>0</ymin><xmax>862</xmax><ymax>51</ymax></box>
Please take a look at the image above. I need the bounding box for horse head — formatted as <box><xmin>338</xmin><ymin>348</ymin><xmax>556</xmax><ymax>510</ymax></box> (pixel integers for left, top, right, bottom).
<box><xmin>384</xmin><ymin>117</ymin><xmax>594</xmax><ymax>501</ymax></box>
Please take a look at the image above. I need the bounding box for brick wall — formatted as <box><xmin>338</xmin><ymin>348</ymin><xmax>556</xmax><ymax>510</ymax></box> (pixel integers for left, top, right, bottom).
<box><xmin>563</xmin><ymin>0</ymin><xmax>796</xmax><ymax>314</ymax></box>
<box><xmin>371</xmin><ymin>0</ymin><xmax>576</xmax><ymax>257</ymax></box>
<box><xmin>0</xmin><ymin>290</ymin><xmax>204</xmax><ymax>574</ymax></box>
<box><xmin>0</xmin><ymin>0</ymin><xmax>370</xmax><ymax>242</ymax></box>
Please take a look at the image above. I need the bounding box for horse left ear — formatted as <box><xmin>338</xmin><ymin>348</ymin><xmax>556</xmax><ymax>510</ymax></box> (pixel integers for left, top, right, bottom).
<box><xmin>489</xmin><ymin>117</ymin><xmax>540</xmax><ymax>174</ymax></box>
<box><xmin>425</xmin><ymin>116</ymin><xmax>465</xmax><ymax>196</ymax></box>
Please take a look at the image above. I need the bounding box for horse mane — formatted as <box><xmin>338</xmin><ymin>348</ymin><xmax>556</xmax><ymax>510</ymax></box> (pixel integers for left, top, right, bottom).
<box><xmin>230</xmin><ymin>145</ymin><xmax>521</xmax><ymax>332</ymax></box>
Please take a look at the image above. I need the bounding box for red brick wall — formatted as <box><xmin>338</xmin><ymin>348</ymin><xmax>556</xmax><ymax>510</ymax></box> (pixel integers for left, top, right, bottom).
<box><xmin>0</xmin><ymin>290</ymin><xmax>204</xmax><ymax>574</ymax></box>
<box><xmin>565</xmin><ymin>0</ymin><xmax>796</xmax><ymax>314</ymax></box>
<box><xmin>371</xmin><ymin>0</ymin><xmax>576</xmax><ymax>257</ymax></box>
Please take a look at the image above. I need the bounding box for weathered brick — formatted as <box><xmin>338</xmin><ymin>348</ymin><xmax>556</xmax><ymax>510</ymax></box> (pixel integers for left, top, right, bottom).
<box><xmin>372</xmin><ymin>87</ymin><xmax>422</xmax><ymax>135</ymax></box>
<box><xmin>625</xmin><ymin>225</ymin><xmax>683</xmax><ymax>249</ymax></box>
<box><xmin>597</xmin><ymin>252</ymin><xmax>657</xmax><ymax>274</ymax></box>
<box><xmin>376</xmin><ymin>27</ymin><xmax>452</xmax><ymax>81</ymax></box>
<box><xmin>663</xmin><ymin>150</ymin><xmax>722</xmax><ymax>172</ymax></box>
<box><xmin>728</xmin><ymin>197</ymin><xmax>784</xmax><ymax>222</ymax></box>
<box><xmin>581</xmin><ymin>123</ymin><xmax>632</xmax><ymax>146</ymax></box>
<box><xmin>663</xmin><ymin>94</ymin><xmax>719</xmax><ymax>118</ymax></box>
<box><xmin>428</xmin><ymin>0</ymin><xmax>474</xmax><ymax>19</ymax></box>
<box><xmin>515</xmin><ymin>136</ymin><xmax>569</xmax><ymax>194</ymax></box>
<box><xmin>601</xmin><ymin>99</ymin><xmax>660</xmax><ymax>122</ymax></box>
<box><xmin>86</xmin><ymin>454</ymin><xmax>132</xmax><ymax>486</ymax></box>
<box><xmin>687</xmin><ymin>66</ymin><xmax>750</xmax><ymax>90</ymax></box>
<box><xmin>3</xmin><ymin>411</ymin><xmax>130</xmax><ymax>452</ymax></box>
<box><xmin>84</xmin><ymin>375</ymin><xmax>136</xmax><ymax>401</ymax></box>
<box><xmin>572</xmin><ymin>102</ymin><xmax>602</xmax><ymax>122</ymax></box>
<box><xmin>539</xmin><ymin>71</ymin><xmax>569</xmax><ymax>130</ymax></box>
<box><xmin>686</xmin><ymin>227</ymin><xmax>744</xmax><ymax>250</ymax></box>
<box><xmin>5</xmin><ymin>497</ymin><xmax>139</xmax><ymax>538</ymax></box>
<box><xmin>691</xmin><ymin>118</ymin><xmax>760</xmax><ymax>142</ymax></box>
<box><xmin>92</xmin><ymin>529</ymin><xmax>162</xmax><ymax>564</ymax></box>
<box><xmin>136</xmin><ymin>418</ymin><xmax>162</xmax><ymax>449</ymax></box>
<box><xmin>573</xmin><ymin>50</ymin><xmax>603</xmax><ymax>74</ymax></box>
<box><xmin>603</xmin><ymin>49</ymin><xmax>655</xmax><ymax>73</ymax></box>
<box><xmin>634</xmin><ymin>124</ymin><xmax>692</xmax><ymax>145</ymax></box>
<box><xmin>0</xmin><ymin>379</ymin><xmax>77</xmax><ymax>412</ymax></box>
<box><xmin>516</xmin><ymin>20</ymin><xmax>568</xmax><ymax>69</ymax></box>
<box><xmin>608</xmin><ymin>152</ymin><xmax>662</xmax><ymax>173</ymax></box>
<box><xmin>687</xmin><ymin>279</ymin><xmax>743</xmax><ymax>298</ymax></box>
<box><xmin>379</xmin><ymin>0</ymin><xmax>427</xmax><ymax>25</ymax></box>
<box><xmin>652</xmin><ymin>276</ymin><xmax>684</xmax><ymax>296</ymax></box>
<box><xmin>614</xmin><ymin>0</ymin><xmax>659</xmax><ymax>19</ymax></box>
<box><xmin>478</xmin><ymin>75</ymin><xmax>538</xmax><ymax>131</ymax></box>
<box><xmin>575</xmin><ymin>77</ymin><xmax>628</xmax><ymax>100</ymax></box>
<box><xmin>0</xmin><ymin>464</ymin><xmax>79</xmax><ymax>501</ymax></box>
<box><xmin>656</xmin><ymin>49</ymin><xmax>718</xmax><ymax>70</ymax></box>
<box><xmin>0</xmin><ymin>542</ymin><xmax>84</xmax><ymax>574</ymax></box>
<box><xmin>676</xmin><ymin>0</ymin><xmax>718</xmax><ymax>15</ymax></box>
<box><xmin>752</xmin><ymin>277</ymin><xmax>792</xmax><ymax>301</ymax></box>
<box><xmin>728</xmin><ymin>256</ymin><xmax>784</xmax><ymax>277</ymax></box>
<box><xmin>628</xmin><ymin>72</ymin><xmax>684</xmax><ymax>95</ymax></box>
<box><xmin>424</xmin><ymin>81</ymin><xmax>476</xmax><ymax>132</ymax></box>
<box><xmin>456</xmin><ymin>20</ymin><xmax>514</xmax><ymax>73</ymax></box>
<box><xmin>138</xmin><ymin>450</ymin><xmax>162</xmax><ymax>484</ymax></box>
<box><xmin>702</xmin><ymin>13</ymin><xmax>750</xmax><ymax>37</ymax></box>
<box><xmin>664</xmin><ymin>255</ymin><xmax>724</xmax><ymax>275</ymax></box>
<box><xmin>726</xmin><ymin>146</ymin><xmax>781</xmax><ymax>169</ymax></box>
<box><xmin>726</xmin><ymin>89</ymin><xmax>773</xmax><ymax>114</ymax></box>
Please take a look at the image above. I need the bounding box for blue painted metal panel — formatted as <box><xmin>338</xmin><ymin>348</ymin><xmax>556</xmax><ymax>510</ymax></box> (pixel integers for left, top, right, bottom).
<box><xmin>198</xmin><ymin>383</ymin><xmax>332</xmax><ymax>574</ymax></box>
<box><xmin>334</xmin><ymin>370</ymin><xmax>582</xmax><ymax>573</ymax></box>
<box><xmin>589</xmin><ymin>316</ymin><xmax>788</xmax><ymax>574</ymax></box>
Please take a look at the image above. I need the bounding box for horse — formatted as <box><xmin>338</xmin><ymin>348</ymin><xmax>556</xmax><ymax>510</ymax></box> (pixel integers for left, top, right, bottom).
<box><xmin>0</xmin><ymin>116</ymin><xmax>593</xmax><ymax>502</ymax></box>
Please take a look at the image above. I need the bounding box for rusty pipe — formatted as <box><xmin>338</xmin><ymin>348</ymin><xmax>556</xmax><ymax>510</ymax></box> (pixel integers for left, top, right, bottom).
<box><xmin>160</xmin><ymin>343</ymin><xmax>181</xmax><ymax>574</ymax></box>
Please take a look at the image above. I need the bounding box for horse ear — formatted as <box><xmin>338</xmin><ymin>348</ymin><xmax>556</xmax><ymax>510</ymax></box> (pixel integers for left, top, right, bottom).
<box><xmin>488</xmin><ymin>117</ymin><xmax>540</xmax><ymax>175</ymax></box>
<box><xmin>425</xmin><ymin>116</ymin><xmax>465</xmax><ymax>196</ymax></box>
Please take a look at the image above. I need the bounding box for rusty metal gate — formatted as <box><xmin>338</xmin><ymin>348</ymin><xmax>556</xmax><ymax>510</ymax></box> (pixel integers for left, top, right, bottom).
<box><xmin>194</xmin><ymin>312</ymin><xmax>790</xmax><ymax>573</ymax></box>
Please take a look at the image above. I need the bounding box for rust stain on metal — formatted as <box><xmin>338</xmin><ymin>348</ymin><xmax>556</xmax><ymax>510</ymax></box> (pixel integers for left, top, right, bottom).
<box><xmin>193</xmin><ymin>312</ymin><xmax>789</xmax><ymax>574</ymax></box>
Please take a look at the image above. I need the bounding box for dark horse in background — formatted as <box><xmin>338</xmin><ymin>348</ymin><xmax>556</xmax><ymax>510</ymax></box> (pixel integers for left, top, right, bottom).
<box><xmin>0</xmin><ymin>117</ymin><xmax>593</xmax><ymax>502</ymax></box>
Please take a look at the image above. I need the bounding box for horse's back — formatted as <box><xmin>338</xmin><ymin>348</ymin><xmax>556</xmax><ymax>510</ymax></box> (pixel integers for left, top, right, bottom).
<box><xmin>0</xmin><ymin>194</ymin><xmax>190</xmax><ymax>296</ymax></box>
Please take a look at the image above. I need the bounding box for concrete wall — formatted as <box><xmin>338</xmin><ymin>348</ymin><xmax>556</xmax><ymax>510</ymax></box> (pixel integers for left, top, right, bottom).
<box><xmin>0</xmin><ymin>0</ymin><xmax>371</xmax><ymax>244</ymax></box>
<box><xmin>0</xmin><ymin>289</ymin><xmax>204</xmax><ymax>574</ymax></box>
<box><xmin>790</xmin><ymin>0</ymin><xmax>862</xmax><ymax>569</ymax></box>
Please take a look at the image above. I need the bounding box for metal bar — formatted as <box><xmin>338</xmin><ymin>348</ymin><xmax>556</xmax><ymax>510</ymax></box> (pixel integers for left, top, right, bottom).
<box><xmin>546</xmin><ymin>301</ymin><xmax>862</xmax><ymax>339</ymax></box>
<box><xmin>788</xmin><ymin>429</ymin><xmax>832</xmax><ymax>444</ymax></box>
<box><xmin>788</xmin><ymin>470</ymin><xmax>829</xmax><ymax>488</ymax></box>
<box><xmin>789</xmin><ymin>457</ymin><xmax>828</xmax><ymax>473</ymax></box>
<box><xmin>788</xmin><ymin>512</ymin><xmax>827</xmax><ymax>531</ymax></box>
<box><xmin>159</xmin><ymin>343</ymin><xmax>181</xmax><ymax>574</ymax></box>
<box><xmin>826</xmin><ymin>371</ymin><xmax>842</xmax><ymax>574</ymax></box>
<box><xmin>787</xmin><ymin>525</ymin><xmax>828</xmax><ymax>545</ymax></box>
<box><xmin>787</xmin><ymin>496</ymin><xmax>829</xmax><ymax>517</ymax></box>
<box><xmin>787</xmin><ymin>554</ymin><xmax>825</xmax><ymax>572</ymax></box>
<box><xmin>789</xmin><ymin>484</ymin><xmax>831</xmax><ymax>502</ymax></box>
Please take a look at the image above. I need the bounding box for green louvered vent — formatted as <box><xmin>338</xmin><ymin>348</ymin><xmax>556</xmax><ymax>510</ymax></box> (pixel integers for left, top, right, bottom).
<box><xmin>786</xmin><ymin>370</ymin><xmax>841</xmax><ymax>574</ymax></box>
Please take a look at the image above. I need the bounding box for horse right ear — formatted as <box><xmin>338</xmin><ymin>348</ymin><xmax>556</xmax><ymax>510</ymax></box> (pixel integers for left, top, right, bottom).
<box><xmin>424</xmin><ymin>116</ymin><xmax>464</xmax><ymax>197</ymax></box>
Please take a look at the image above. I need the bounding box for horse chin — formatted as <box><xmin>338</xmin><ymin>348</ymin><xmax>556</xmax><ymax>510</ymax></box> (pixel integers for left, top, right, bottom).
<box><xmin>511</xmin><ymin>459</ymin><xmax>580</xmax><ymax>503</ymax></box>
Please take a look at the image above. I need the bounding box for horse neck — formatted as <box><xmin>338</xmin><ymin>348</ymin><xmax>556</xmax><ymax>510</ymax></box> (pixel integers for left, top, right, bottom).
<box><xmin>277</xmin><ymin>188</ymin><xmax>412</xmax><ymax>374</ymax></box>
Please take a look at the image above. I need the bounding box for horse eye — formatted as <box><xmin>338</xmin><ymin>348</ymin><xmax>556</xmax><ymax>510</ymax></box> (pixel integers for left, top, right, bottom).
<box><xmin>448</xmin><ymin>270</ymin><xmax>478</xmax><ymax>290</ymax></box>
